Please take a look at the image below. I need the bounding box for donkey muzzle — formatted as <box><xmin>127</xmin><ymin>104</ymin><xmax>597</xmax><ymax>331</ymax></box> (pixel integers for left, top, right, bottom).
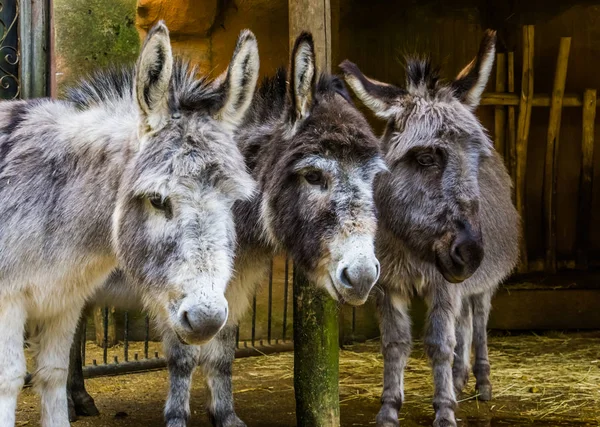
<box><xmin>436</xmin><ymin>221</ymin><xmax>484</xmax><ymax>283</ymax></box>
<box><xmin>176</xmin><ymin>294</ymin><xmax>228</xmax><ymax>345</ymax></box>
<box><xmin>334</xmin><ymin>256</ymin><xmax>380</xmax><ymax>305</ymax></box>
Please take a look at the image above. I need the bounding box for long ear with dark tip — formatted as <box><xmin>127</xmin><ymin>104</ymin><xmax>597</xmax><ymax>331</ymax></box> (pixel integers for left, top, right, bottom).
<box><xmin>451</xmin><ymin>29</ymin><xmax>497</xmax><ymax>109</ymax></box>
<box><xmin>289</xmin><ymin>32</ymin><xmax>316</xmax><ymax>123</ymax></box>
<box><xmin>340</xmin><ymin>60</ymin><xmax>406</xmax><ymax>119</ymax></box>
<box><xmin>135</xmin><ymin>20</ymin><xmax>173</xmax><ymax>133</ymax></box>
<box><xmin>214</xmin><ymin>29</ymin><xmax>260</xmax><ymax>131</ymax></box>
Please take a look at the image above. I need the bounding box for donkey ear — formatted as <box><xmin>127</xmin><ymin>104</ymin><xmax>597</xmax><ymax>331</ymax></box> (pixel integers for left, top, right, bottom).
<box><xmin>451</xmin><ymin>29</ymin><xmax>496</xmax><ymax>109</ymax></box>
<box><xmin>289</xmin><ymin>32</ymin><xmax>317</xmax><ymax>123</ymax></box>
<box><xmin>340</xmin><ymin>60</ymin><xmax>405</xmax><ymax>119</ymax></box>
<box><xmin>135</xmin><ymin>21</ymin><xmax>174</xmax><ymax>132</ymax></box>
<box><xmin>214</xmin><ymin>30</ymin><xmax>260</xmax><ymax>131</ymax></box>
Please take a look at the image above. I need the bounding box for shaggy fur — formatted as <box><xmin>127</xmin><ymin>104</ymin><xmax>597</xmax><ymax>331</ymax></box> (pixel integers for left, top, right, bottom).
<box><xmin>68</xmin><ymin>32</ymin><xmax>385</xmax><ymax>427</ymax></box>
<box><xmin>341</xmin><ymin>30</ymin><xmax>519</xmax><ymax>427</ymax></box>
<box><xmin>0</xmin><ymin>23</ymin><xmax>258</xmax><ymax>427</ymax></box>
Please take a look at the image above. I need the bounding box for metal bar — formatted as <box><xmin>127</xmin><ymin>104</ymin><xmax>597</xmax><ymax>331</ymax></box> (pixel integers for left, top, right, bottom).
<box><xmin>267</xmin><ymin>258</ymin><xmax>273</xmax><ymax>344</ymax></box>
<box><xmin>251</xmin><ymin>294</ymin><xmax>257</xmax><ymax>347</ymax></box>
<box><xmin>282</xmin><ymin>255</ymin><xmax>290</xmax><ymax>341</ymax></box>
<box><xmin>352</xmin><ymin>307</ymin><xmax>356</xmax><ymax>335</ymax></box>
<box><xmin>81</xmin><ymin>319</ymin><xmax>86</xmax><ymax>366</ymax></box>
<box><xmin>144</xmin><ymin>315</ymin><xmax>150</xmax><ymax>359</ymax></box>
<box><xmin>102</xmin><ymin>307</ymin><xmax>108</xmax><ymax>365</ymax></box>
<box><xmin>235</xmin><ymin>325</ymin><xmax>240</xmax><ymax>349</ymax></box>
<box><xmin>124</xmin><ymin>311</ymin><xmax>129</xmax><ymax>362</ymax></box>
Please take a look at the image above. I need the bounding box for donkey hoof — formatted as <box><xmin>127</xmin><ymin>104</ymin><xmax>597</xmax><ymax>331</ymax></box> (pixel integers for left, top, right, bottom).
<box><xmin>476</xmin><ymin>383</ymin><xmax>492</xmax><ymax>401</ymax></box>
<box><xmin>214</xmin><ymin>414</ymin><xmax>247</xmax><ymax>427</ymax></box>
<box><xmin>376</xmin><ymin>405</ymin><xmax>399</xmax><ymax>427</ymax></box>
<box><xmin>433</xmin><ymin>410</ymin><xmax>457</xmax><ymax>427</ymax></box>
<box><xmin>72</xmin><ymin>391</ymin><xmax>100</xmax><ymax>417</ymax></box>
<box><xmin>166</xmin><ymin>418</ymin><xmax>187</xmax><ymax>427</ymax></box>
<box><xmin>68</xmin><ymin>396</ymin><xmax>79</xmax><ymax>422</ymax></box>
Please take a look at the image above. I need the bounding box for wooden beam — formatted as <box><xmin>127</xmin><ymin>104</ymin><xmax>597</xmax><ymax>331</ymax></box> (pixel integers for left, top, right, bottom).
<box><xmin>576</xmin><ymin>89</ymin><xmax>597</xmax><ymax>269</ymax></box>
<box><xmin>543</xmin><ymin>37</ymin><xmax>571</xmax><ymax>274</ymax></box>
<box><xmin>494</xmin><ymin>53</ymin><xmax>506</xmax><ymax>156</ymax></box>
<box><xmin>289</xmin><ymin>1</ymin><xmax>340</xmax><ymax>426</ymax></box>
<box><xmin>507</xmin><ymin>52</ymin><xmax>517</xmax><ymax>201</ymax></box>
<box><xmin>480</xmin><ymin>92</ymin><xmax>585</xmax><ymax>107</ymax></box>
<box><xmin>515</xmin><ymin>25</ymin><xmax>535</xmax><ymax>272</ymax></box>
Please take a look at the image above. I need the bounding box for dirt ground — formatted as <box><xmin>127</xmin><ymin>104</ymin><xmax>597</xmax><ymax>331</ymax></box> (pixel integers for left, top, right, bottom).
<box><xmin>17</xmin><ymin>332</ymin><xmax>600</xmax><ymax>427</ymax></box>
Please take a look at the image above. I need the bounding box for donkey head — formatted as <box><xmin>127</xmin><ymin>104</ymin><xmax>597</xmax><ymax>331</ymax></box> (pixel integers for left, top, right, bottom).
<box><xmin>114</xmin><ymin>23</ymin><xmax>258</xmax><ymax>344</ymax></box>
<box><xmin>341</xmin><ymin>30</ymin><xmax>497</xmax><ymax>283</ymax></box>
<box><xmin>259</xmin><ymin>34</ymin><xmax>384</xmax><ymax>305</ymax></box>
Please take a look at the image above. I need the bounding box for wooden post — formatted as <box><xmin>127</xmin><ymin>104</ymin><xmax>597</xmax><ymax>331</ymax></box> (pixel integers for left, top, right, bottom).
<box><xmin>289</xmin><ymin>1</ymin><xmax>339</xmax><ymax>426</ymax></box>
<box><xmin>507</xmin><ymin>52</ymin><xmax>517</xmax><ymax>199</ymax></box>
<box><xmin>515</xmin><ymin>25</ymin><xmax>535</xmax><ymax>272</ymax></box>
<box><xmin>293</xmin><ymin>271</ymin><xmax>340</xmax><ymax>427</ymax></box>
<box><xmin>543</xmin><ymin>37</ymin><xmax>571</xmax><ymax>273</ymax></box>
<box><xmin>494</xmin><ymin>53</ymin><xmax>506</xmax><ymax>156</ymax></box>
<box><xmin>576</xmin><ymin>89</ymin><xmax>597</xmax><ymax>269</ymax></box>
<box><xmin>19</xmin><ymin>0</ymin><xmax>51</xmax><ymax>98</ymax></box>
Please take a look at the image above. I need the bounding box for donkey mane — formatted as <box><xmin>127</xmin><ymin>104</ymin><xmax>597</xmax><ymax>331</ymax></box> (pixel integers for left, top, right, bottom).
<box><xmin>403</xmin><ymin>56</ymin><xmax>458</xmax><ymax>102</ymax></box>
<box><xmin>246</xmin><ymin>67</ymin><xmax>353</xmax><ymax>125</ymax></box>
<box><xmin>67</xmin><ymin>58</ymin><xmax>223</xmax><ymax>113</ymax></box>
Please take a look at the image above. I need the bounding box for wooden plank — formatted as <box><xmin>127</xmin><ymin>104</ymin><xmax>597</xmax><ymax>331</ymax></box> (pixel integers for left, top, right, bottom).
<box><xmin>490</xmin><ymin>289</ymin><xmax>600</xmax><ymax>330</ymax></box>
<box><xmin>507</xmin><ymin>52</ymin><xmax>517</xmax><ymax>200</ymax></box>
<box><xmin>494</xmin><ymin>53</ymin><xmax>506</xmax><ymax>156</ymax></box>
<box><xmin>289</xmin><ymin>1</ymin><xmax>339</xmax><ymax>426</ymax></box>
<box><xmin>576</xmin><ymin>89</ymin><xmax>597</xmax><ymax>269</ymax></box>
<box><xmin>481</xmin><ymin>92</ymin><xmax>585</xmax><ymax>107</ymax></box>
<box><xmin>543</xmin><ymin>37</ymin><xmax>571</xmax><ymax>273</ymax></box>
<box><xmin>515</xmin><ymin>25</ymin><xmax>535</xmax><ymax>272</ymax></box>
<box><xmin>289</xmin><ymin>0</ymin><xmax>332</xmax><ymax>71</ymax></box>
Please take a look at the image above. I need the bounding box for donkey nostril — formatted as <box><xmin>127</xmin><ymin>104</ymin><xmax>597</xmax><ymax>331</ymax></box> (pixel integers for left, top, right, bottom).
<box><xmin>450</xmin><ymin>242</ymin><xmax>467</xmax><ymax>267</ymax></box>
<box><xmin>181</xmin><ymin>311</ymin><xmax>193</xmax><ymax>332</ymax></box>
<box><xmin>341</xmin><ymin>267</ymin><xmax>353</xmax><ymax>288</ymax></box>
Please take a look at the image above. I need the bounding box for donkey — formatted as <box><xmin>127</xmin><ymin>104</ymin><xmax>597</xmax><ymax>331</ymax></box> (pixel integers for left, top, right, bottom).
<box><xmin>0</xmin><ymin>22</ymin><xmax>260</xmax><ymax>427</ymax></box>
<box><xmin>340</xmin><ymin>30</ymin><xmax>519</xmax><ymax>427</ymax></box>
<box><xmin>67</xmin><ymin>32</ymin><xmax>385</xmax><ymax>427</ymax></box>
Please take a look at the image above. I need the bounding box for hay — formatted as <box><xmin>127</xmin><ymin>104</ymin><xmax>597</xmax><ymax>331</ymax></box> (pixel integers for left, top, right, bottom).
<box><xmin>234</xmin><ymin>332</ymin><xmax>600</xmax><ymax>423</ymax></box>
<box><xmin>24</xmin><ymin>333</ymin><xmax>599</xmax><ymax>424</ymax></box>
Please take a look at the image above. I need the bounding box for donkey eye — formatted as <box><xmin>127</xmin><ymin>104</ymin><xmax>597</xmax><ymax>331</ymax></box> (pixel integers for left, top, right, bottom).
<box><xmin>304</xmin><ymin>170</ymin><xmax>325</xmax><ymax>187</ymax></box>
<box><xmin>417</xmin><ymin>153</ymin><xmax>436</xmax><ymax>167</ymax></box>
<box><xmin>148</xmin><ymin>194</ymin><xmax>171</xmax><ymax>214</ymax></box>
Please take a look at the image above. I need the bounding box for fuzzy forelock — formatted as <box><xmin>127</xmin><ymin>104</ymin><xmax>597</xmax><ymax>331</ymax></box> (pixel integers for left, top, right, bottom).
<box><xmin>246</xmin><ymin>67</ymin><xmax>353</xmax><ymax>125</ymax></box>
<box><xmin>67</xmin><ymin>58</ymin><xmax>222</xmax><ymax>113</ymax></box>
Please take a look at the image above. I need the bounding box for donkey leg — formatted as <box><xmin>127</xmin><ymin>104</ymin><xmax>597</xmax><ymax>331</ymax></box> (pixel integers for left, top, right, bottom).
<box><xmin>163</xmin><ymin>329</ymin><xmax>201</xmax><ymax>427</ymax></box>
<box><xmin>425</xmin><ymin>288</ymin><xmax>460</xmax><ymax>427</ymax></box>
<box><xmin>68</xmin><ymin>312</ymin><xmax>99</xmax><ymax>420</ymax></box>
<box><xmin>0</xmin><ymin>299</ymin><xmax>27</xmax><ymax>427</ymax></box>
<box><xmin>375</xmin><ymin>288</ymin><xmax>412</xmax><ymax>427</ymax></box>
<box><xmin>201</xmin><ymin>325</ymin><xmax>245</xmax><ymax>427</ymax></box>
<box><xmin>471</xmin><ymin>292</ymin><xmax>493</xmax><ymax>401</ymax></box>
<box><xmin>32</xmin><ymin>306</ymin><xmax>82</xmax><ymax>427</ymax></box>
<box><xmin>452</xmin><ymin>297</ymin><xmax>473</xmax><ymax>395</ymax></box>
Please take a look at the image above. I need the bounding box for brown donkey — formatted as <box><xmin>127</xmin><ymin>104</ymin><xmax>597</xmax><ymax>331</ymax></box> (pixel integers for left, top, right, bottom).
<box><xmin>341</xmin><ymin>30</ymin><xmax>519</xmax><ymax>427</ymax></box>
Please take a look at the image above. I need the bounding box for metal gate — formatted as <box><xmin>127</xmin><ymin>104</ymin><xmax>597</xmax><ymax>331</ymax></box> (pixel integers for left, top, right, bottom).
<box><xmin>0</xmin><ymin>0</ymin><xmax>51</xmax><ymax>100</ymax></box>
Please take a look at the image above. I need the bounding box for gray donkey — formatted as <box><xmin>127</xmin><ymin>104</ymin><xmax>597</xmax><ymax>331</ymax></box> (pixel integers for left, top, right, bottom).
<box><xmin>0</xmin><ymin>22</ymin><xmax>260</xmax><ymax>427</ymax></box>
<box><xmin>67</xmin><ymin>32</ymin><xmax>385</xmax><ymax>427</ymax></box>
<box><xmin>341</xmin><ymin>30</ymin><xmax>519</xmax><ymax>427</ymax></box>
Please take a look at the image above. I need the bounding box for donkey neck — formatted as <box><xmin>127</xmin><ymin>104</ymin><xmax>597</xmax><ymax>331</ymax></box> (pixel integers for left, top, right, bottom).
<box><xmin>0</xmin><ymin>98</ymin><xmax>138</xmax><ymax>261</ymax></box>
